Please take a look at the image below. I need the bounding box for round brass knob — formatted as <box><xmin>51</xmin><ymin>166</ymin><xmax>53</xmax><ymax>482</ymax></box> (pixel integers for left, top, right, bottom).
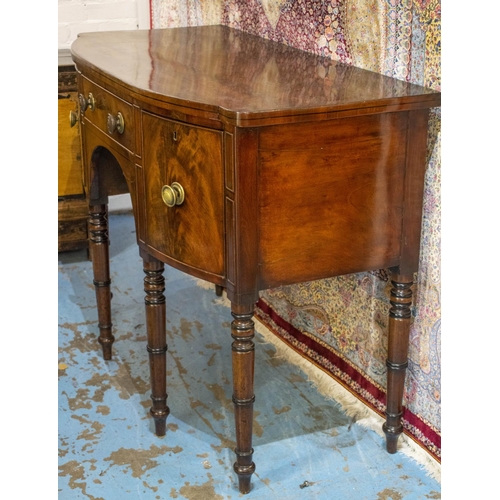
<box><xmin>69</xmin><ymin>110</ymin><xmax>78</xmax><ymax>127</ymax></box>
<box><xmin>107</xmin><ymin>112</ymin><xmax>125</xmax><ymax>135</ymax></box>
<box><xmin>161</xmin><ymin>182</ymin><xmax>185</xmax><ymax>207</ymax></box>
<box><xmin>78</xmin><ymin>92</ymin><xmax>95</xmax><ymax>112</ymax></box>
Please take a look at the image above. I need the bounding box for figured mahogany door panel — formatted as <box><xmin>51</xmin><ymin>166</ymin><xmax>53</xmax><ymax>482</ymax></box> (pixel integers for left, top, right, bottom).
<box><xmin>81</xmin><ymin>76</ymin><xmax>135</xmax><ymax>154</ymax></box>
<box><xmin>258</xmin><ymin>112</ymin><xmax>408</xmax><ymax>288</ymax></box>
<box><xmin>142</xmin><ymin>112</ymin><xmax>225</xmax><ymax>278</ymax></box>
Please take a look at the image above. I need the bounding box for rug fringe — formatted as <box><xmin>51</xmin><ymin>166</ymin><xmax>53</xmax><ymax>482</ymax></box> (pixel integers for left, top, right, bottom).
<box><xmin>195</xmin><ymin>279</ymin><xmax>441</xmax><ymax>482</ymax></box>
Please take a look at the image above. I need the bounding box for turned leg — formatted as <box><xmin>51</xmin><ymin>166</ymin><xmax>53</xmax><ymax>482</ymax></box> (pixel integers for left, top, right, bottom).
<box><xmin>231</xmin><ymin>303</ymin><xmax>256</xmax><ymax>494</ymax></box>
<box><xmin>383</xmin><ymin>272</ymin><xmax>413</xmax><ymax>453</ymax></box>
<box><xmin>143</xmin><ymin>257</ymin><xmax>169</xmax><ymax>436</ymax></box>
<box><xmin>89</xmin><ymin>204</ymin><xmax>114</xmax><ymax>360</ymax></box>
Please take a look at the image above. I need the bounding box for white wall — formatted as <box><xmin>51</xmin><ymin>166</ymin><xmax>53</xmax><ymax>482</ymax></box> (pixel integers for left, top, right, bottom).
<box><xmin>58</xmin><ymin>0</ymin><xmax>151</xmax><ymax>50</ymax></box>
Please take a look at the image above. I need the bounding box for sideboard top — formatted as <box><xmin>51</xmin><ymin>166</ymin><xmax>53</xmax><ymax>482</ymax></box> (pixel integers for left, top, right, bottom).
<box><xmin>71</xmin><ymin>25</ymin><xmax>440</xmax><ymax>125</ymax></box>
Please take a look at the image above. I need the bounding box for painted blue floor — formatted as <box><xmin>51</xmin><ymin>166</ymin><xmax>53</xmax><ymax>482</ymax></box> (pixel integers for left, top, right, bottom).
<box><xmin>58</xmin><ymin>212</ymin><xmax>441</xmax><ymax>499</ymax></box>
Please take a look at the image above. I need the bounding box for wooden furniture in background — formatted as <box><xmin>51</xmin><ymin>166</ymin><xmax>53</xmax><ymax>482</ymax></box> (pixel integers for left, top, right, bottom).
<box><xmin>58</xmin><ymin>59</ymin><xmax>88</xmax><ymax>252</ymax></box>
<box><xmin>71</xmin><ymin>26</ymin><xmax>441</xmax><ymax>494</ymax></box>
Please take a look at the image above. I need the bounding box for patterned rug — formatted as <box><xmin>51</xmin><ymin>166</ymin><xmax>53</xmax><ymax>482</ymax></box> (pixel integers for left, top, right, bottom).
<box><xmin>152</xmin><ymin>0</ymin><xmax>441</xmax><ymax>462</ymax></box>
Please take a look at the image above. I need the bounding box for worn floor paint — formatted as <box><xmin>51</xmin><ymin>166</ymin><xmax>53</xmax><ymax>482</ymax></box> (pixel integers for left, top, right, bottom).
<box><xmin>58</xmin><ymin>212</ymin><xmax>441</xmax><ymax>499</ymax></box>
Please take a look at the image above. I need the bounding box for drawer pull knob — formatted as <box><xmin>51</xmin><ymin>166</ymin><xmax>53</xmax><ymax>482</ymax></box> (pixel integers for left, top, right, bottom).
<box><xmin>69</xmin><ymin>110</ymin><xmax>78</xmax><ymax>128</ymax></box>
<box><xmin>79</xmin><ymin>92</ymin><xmax>95</xmax><ymax>112</ymax></box>
<box><xmin>161</xmin><ymin>182</ymin><xmax>185</xmax><ymax>207</ymax></box>
<box><xmin>107</xmin><ymin>112</ymin><xmax>125</xmax><ymax>135</ymax></box>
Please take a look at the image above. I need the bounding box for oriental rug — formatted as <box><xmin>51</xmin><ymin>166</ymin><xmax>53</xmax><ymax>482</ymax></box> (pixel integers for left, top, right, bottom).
<box><xmin>152</xmin><ymin>0</ymin><xmax>441</xmax><ymax>464</ymax></box>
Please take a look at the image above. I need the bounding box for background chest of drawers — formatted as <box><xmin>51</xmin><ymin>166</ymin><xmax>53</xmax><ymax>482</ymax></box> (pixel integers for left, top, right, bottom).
<box><xmin>58</xmin><ymin>53</ymin><xmax>88</xmax><ymax>253</ymax></box>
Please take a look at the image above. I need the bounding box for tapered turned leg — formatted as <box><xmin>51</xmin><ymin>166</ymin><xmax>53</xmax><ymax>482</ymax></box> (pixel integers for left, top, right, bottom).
<box><xmin>143</xmin><ymin>257</ymin><xmax>169</xmax><ymax>436</ymax></box>
<box><xmin>231</xmin><ymin>303</ymin><xmax>256</xmax><ymax>494</ymax></box>
<box><xmin>89</xmin><ymin>204</ymin><xmax>114</xmax><ymax>360</ymax></box>
<box><xmin>383</xmin><ymin>273</ymin><xmax>413</xmax><ymax>453</ymax></box>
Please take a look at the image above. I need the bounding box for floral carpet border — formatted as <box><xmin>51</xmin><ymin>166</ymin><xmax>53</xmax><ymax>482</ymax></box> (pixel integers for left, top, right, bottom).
<box><xmin>255</xmin><ymin>297</ymin><xmax>441</xmax><ymax>462</ymax></box>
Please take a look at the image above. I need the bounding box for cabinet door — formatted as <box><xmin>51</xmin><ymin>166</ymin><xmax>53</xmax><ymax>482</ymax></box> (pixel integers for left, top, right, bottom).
<box><xmin>142</xmin><ymin>112</ymin><xmax>225</xmax><ymax>278</ymax></box>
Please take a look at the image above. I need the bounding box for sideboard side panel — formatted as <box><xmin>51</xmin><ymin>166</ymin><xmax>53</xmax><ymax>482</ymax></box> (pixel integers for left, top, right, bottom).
<box><xmin>258</xmin><ymin>113</ymin><xmax>408</xmax><ymax>288</ymax></box>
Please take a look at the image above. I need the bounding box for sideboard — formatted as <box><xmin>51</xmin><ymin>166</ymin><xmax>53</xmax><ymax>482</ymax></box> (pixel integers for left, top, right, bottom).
<box><xmin>71</xmin><ymin>25</ymin><xmax>441</xmax><ymax>494</ymax></box>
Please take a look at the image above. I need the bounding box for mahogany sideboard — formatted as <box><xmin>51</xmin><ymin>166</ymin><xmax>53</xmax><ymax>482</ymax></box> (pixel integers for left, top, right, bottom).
<box><xmin>71</xmin><ymin>25</ymin><xmax>441</xmax><ymax>494</ymax></box>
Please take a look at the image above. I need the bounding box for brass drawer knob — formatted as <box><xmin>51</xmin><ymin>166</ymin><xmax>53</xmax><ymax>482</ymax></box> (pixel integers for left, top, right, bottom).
<box><xmin>69</xmin><ymin>110</ymin><xmax>78</xmax><ymax>128</ymax></box>
<box><xmin>107</xmin><ymin>112</ymin><xmax>125</xmax><ymax>135</ymax></box>
<box><xmin>79</xmin><ymin>92</ymin><xmax>95</xmax><ymax>112</ymax></box>
<box><xmin>161</xmin><ymin>182</ymin><xmax>185</xmax><ymax>207</ymax></box>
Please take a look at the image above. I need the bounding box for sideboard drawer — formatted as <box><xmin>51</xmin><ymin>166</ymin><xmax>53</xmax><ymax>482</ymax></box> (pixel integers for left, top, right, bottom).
<box><xmin>80</xmin><ymin>76</ymin><xmax>134</xmax><ymax>153</ymax></box>
<box><xmin>142</xmin><ymin>112</ymin><xmax>225</xmax><ymax>279</ymax></box>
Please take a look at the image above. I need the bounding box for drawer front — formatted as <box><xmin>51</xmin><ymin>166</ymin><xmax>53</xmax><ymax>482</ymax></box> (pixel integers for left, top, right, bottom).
<box><xmin>80</xmin><ymin>76</ymin><xmax>134</xmax><ymax>152</ymax></box>
<box><xmin>142</xmin><ymin>112</ymin><xmax>225</xmax><ymax>278</ymax></box>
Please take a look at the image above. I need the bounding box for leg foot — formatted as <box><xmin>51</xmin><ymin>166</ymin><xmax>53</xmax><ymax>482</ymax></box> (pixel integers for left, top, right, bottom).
<box><xmin>234</xmin><ymin>462</ymin><xmax>255</xmax><ymax>494</ymax></box>
<box><xmin>383</xmin><ymin>421</ymin><xmax>402</xmax><ymax>453</ymax></box>
<box><xmin>150</xmin><ymin>401</ymin><xmax>168</xmax><ymax>437</ymax></box>
<box><xmin>99</xmin><ymin>339</ymin><xmax>113</xmax><ymax>361</ymax></box>
<box><xmin>89</xmin><ymin>204</ymin><xmax>114</xmax><ymax>359</ymax></box>
<box><xmin>144</xmin><ymin>257</ymin><xmax>170</xmax><ymax>435</ymax></box>
<box><xmin>231</xmin><ymin>303</ymin><xmax>256</xmax><ymax>494</ymax></box>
